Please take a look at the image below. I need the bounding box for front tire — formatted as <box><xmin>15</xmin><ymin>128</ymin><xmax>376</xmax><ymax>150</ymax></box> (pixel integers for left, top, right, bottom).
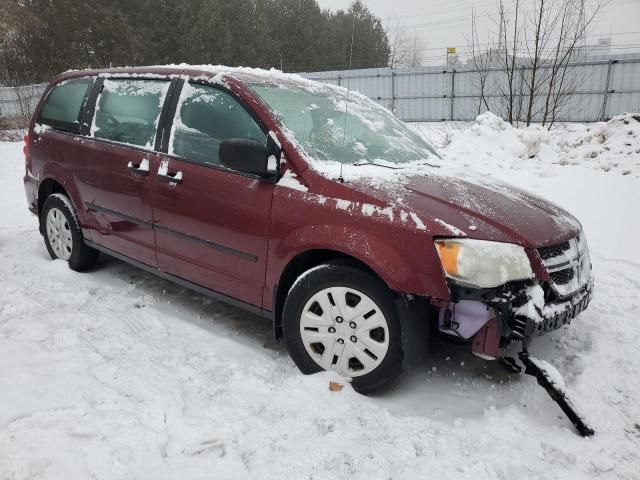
<box><xmin>41</xmin><ymin>194</ymin><xmax>99</xmax><ymax>271</ymax></box>
<box><xmin>283</xmin><ymin>263</ymin><xmax>403</xmax><ymax>394</ymax></box>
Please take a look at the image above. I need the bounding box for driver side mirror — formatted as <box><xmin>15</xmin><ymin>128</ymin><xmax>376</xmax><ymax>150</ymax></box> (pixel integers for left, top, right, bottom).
<box><xmin>219</xmin><ymin>138</ymin><xmax>272</xmax><ymax>177</ymax></box>
<box><xmin>219</xmin><ymin>132</ymin><xmax>281</xmax><ymax>178</ymax></box>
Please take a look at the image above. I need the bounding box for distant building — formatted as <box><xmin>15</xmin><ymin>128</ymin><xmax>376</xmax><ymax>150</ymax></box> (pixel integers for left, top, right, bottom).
<box><xmin>591</xmin><ymin>38</ymin><xmax>611</xmax><ymax>56</ymax></box>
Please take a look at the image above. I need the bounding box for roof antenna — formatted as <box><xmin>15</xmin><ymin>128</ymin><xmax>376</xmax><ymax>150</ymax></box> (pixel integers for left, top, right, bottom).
<box><xmin>338</xmin><ymin>10</ymin><xmax>357</xmax><ymax>183</ymax></box>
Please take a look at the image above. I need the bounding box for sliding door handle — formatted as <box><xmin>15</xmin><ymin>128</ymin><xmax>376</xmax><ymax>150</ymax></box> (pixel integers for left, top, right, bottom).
<box><xmin>127</xmin><ymin>159</ymin><xmax>150</xmax><ymax>176</ymax></box>
<box><xmin>158</xmin><ymin>171</ymin><xmax>183</xmax><ymax>184</ymax></box>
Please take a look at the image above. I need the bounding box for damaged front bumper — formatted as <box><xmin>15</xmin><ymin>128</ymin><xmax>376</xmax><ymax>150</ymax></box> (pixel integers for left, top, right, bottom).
<box><xmin>435</xmin><ymin>276</ymin><xmax>594</xmax><ymax>356</ymax></box>
<box><xmin>510</xmin><ymin>278</ymin><xmax>593</xmax><ymax>340</ymax></box>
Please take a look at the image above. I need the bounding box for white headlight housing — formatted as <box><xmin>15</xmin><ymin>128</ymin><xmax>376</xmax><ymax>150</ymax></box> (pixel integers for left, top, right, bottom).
<box><xmin>435</xmin><ymin>238</ymin><xmax>534</xmax><ymax>288</ymax></box>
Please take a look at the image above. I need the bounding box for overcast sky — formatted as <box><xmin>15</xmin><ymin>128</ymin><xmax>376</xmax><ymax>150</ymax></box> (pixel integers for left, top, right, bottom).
<box><xmin>316</xmin><ymin>0</ymin><xmax>640</xmax><ymax>65</ymax></box>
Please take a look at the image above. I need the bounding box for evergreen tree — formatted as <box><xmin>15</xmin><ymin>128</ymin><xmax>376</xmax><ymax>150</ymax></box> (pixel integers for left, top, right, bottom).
<box><xmin>0</xmin><ymin>0</ymin><xmax>391</xmax><ymax>84</ymax></box>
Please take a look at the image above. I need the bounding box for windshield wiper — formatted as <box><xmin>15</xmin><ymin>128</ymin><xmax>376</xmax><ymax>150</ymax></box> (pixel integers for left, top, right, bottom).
<box><xmin>353</xmin><ymin>159</ymin><xmax>439</xmax><ymax>169</ymax></box>
<box><xmin>353</xmin><ymin>160</ymin><xmax>402</xmax><ymax>169</ymax></box>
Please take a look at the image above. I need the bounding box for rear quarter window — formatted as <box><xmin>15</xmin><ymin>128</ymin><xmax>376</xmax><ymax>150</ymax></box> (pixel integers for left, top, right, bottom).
<box><xmin>39</xmin><ymin>78</ymin><xmax>93</xmax><ymax>130</ymax></box>
<box><xmin>91</xmin><ymin>78</ymin><xmax>170</xmax><ymax>150</ymax></box>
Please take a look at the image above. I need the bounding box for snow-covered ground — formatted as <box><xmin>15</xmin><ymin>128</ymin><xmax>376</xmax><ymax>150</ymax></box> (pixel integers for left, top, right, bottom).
<box><xmin>1</xmin><ymin>114</ymin><xmax>640</xmax><ymax>479</ymax></box>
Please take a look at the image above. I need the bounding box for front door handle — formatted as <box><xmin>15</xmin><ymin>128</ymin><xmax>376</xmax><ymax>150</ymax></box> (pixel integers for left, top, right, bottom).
<box><xmin>128</xmin><ymin>159</ymin><xmax>150</xmax><ymax>176</ymax></box>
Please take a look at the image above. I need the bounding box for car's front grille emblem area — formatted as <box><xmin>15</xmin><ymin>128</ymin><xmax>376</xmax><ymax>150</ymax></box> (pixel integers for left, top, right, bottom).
<box><xmin>537</xmin><ymin>234</ymin><xmax>591</xmax><ymax>298</ymax></box>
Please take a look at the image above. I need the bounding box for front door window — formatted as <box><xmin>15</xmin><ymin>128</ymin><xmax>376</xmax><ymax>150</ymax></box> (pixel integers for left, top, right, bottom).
<box><xmin>169</xmin><ymin>83</ymin><xmax>265</xmax><ymax>167</ymax></box>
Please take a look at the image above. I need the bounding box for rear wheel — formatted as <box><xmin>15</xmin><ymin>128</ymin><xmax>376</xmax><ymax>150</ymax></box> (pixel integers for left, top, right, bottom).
<box><xmin>283</xmin><ymin>263</ymin><xmax>403</xmax><ymax>394</ymax></box>
<box><xmin>41</xmin><ymin>194</ymin><xmax>99</xmax><ymax>271</ymax></box>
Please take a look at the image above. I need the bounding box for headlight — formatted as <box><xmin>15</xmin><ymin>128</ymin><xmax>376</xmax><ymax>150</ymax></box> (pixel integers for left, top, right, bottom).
<box><xmin>435</xmin><ymin>238</ymin><xmax>534</xmax><ymax>288</ymax></box>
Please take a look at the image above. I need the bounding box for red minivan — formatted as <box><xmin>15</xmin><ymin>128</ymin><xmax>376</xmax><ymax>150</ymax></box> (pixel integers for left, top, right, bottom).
<box><xmin>23</xmin><ymin>65</ymin><xmax>593</xmax><ymax>393</ymax></box>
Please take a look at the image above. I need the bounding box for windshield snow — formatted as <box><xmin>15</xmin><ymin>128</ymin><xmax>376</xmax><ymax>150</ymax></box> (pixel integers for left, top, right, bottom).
<box><xmin>250</xmin><ymin>82</ymin><xmax>439</xmax><ymax>166</ymax></box>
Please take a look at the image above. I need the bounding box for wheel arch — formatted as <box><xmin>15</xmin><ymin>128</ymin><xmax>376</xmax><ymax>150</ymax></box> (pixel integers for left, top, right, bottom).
<box><xmin>37</xmin><ymin>178</ymin><xmax>69</xmax><ymax>233</ymax></box>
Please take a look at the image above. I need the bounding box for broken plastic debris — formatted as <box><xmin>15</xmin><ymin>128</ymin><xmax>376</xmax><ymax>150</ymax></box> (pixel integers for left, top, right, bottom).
<box><xmin>329</xmin><ymin>381</ymin><xmax>343</xmax><ymax>392</ymax></box>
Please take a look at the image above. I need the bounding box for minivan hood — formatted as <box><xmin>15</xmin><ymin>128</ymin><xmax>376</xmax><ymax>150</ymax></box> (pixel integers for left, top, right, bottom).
<box><xmin>350</xmin><ymin>169</ymin><xmax>581</xmax><ymax>247</ymax></box>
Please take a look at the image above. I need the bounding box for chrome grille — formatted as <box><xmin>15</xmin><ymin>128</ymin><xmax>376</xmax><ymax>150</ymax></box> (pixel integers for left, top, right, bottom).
<box><xmin>537</xmin><ymin>241</ymin><xmax>570</xmax><ymax>260</ymax></box>
<box><xmin>537</xmin><ymin>234</ymin><xmax>591</xmax><ymax>298</ymax></box>
<box><xmin>550</xmin><ymin>268</ymin><xmax>575</xmax><ymax>285</ymax></box>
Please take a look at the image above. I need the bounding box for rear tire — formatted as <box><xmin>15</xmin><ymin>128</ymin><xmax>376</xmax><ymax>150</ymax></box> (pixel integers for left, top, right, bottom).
<box><xmin>283</xmin><ymin>263</ymin><xmax>403</xmax><ymax>394</ymax></box>
<box><xmin>41</xmin><ymin>194</ymin><xmax>99</xmax><ymax>271</ymax></box>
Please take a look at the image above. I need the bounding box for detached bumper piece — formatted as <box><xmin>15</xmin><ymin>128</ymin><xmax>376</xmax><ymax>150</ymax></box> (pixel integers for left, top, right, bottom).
<box><xmin>518</xmin><ymin>350</ymin><xmax>595</xmax><ymax>437</ymax></box>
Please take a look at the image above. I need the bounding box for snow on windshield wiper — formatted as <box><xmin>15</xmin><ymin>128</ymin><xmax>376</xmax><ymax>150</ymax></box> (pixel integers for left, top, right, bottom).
<box><xmin>353</xmin><ymin>160</ymin><xmax>402</xmax><ymax>169</ymax></box>
<box><xmin>415</xmin><ymin>159</ymin><xmax>440</xmax><ymax>168</ymax></box>
<box><xmin>353</xmin><ymin>159</ymin><xmax>439</xmax><ymax>169</ymax></box>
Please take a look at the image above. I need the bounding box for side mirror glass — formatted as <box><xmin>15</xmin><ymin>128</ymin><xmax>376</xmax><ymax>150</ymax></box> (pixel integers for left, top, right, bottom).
<box><xmin>219</xmin><ymin>138</ymin><xmax>272</xmax><ymax>177</ymax></box>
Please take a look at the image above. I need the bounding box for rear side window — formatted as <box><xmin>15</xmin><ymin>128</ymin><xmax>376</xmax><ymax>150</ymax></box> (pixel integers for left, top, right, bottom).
<box><xmin>91</xmin><ymin>78</ymin><xmax>170</xmax><ymax>149</ymax></box>
<box><xmin>40</xmin><ymin>78</ymin><xmax>92</xmax><ymax>129</ymax></box>
<box><xmin>169</xmin><ymin>83</ymin><xmax>265</xmax><ymax>166</ymax></box>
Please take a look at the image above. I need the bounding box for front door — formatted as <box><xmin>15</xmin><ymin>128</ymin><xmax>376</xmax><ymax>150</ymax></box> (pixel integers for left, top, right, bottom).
<box><xmin>153</xmin><ymin>81</ymin><xmax>275</xmax><ymax>307</ymax></box>
<box><xmin>75</xmin><ymin>77</ymin><xmax>172</xmax><ymax>267</ymax></box>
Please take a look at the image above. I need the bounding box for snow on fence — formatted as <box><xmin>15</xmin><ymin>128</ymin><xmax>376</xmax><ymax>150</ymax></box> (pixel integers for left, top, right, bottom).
<box><xmin>303</xmin><ymin>55</ymin><xmax>640</xmax><ymax>123</ymax></box>
<box><xmin>0</xmin><ymin>83</ymin><xmax>46</xmax><ymax>118</ymax></box>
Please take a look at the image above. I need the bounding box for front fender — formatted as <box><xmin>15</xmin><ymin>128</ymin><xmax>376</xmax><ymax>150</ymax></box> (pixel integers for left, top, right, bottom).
<box><xmin>275</xmin><ymin>223</ymin><xmax>423</xmax><ymax>292</ymax></box>
<box><xmin>265</xmin><ymin>187</ymin><xmax>451</xmax><ymax>310</ymax></box>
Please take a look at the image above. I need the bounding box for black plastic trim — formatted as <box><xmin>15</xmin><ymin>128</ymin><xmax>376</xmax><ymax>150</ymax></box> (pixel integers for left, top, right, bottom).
<box><xmin>159</xmin><ymin>152</ymin><xmax>278</xmax><ymax>183</ymax></box>
<box><xmin>272</xmin><ymin>283</ymin><xmax>282</xmax><ymax>339</ymax></box>
<box><xmin>80</xmin><ymin>76</ymin><xmax>102</xmax><ymax>135</ymax></box>
<box><xmin>84</xmin><ymin>240</ymin><xmax>270</xmax><ymax>319</ymax></box>
<box><xmin>85</xmin><ymin>201</ymin><xmax>151</xmax><ymax>226</ymax></box>
<box><xmin>85</xmin><ymin>201</ymin><xmax>257</xmax><ymax>262</ymax></box>
<box><xmin>80</xmin><ymin>135</ymin><xmax>162</xmax><ymax>156</ymax></box>
<box><xmin>154</xmin><ymin>224</ymin><xmax>257</xmax><ymax>262</ymax></box>
<box><xmin>160</xmin><ymin>78</ymin><xmax>183</xmax><ymax>153</ymax></box>
<box><xmin>155</xmin><ymin>78</ymin><xmax>179</xmax><ymax>152</ymax></box>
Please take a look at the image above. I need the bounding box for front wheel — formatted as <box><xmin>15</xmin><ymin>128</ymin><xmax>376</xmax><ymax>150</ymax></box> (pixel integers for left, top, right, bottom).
<box><xmin>283</xmin><ymin>263</ymin><xmax>403</xmax><ymax>394</ymax></box>
<box><xmin>41</xmin><ymin>194</ymin><xmax>99</xmax><ymax>271</ymax></box>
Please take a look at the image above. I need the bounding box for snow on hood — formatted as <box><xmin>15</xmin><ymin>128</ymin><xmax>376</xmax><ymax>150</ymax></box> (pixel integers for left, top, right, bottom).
<box><xmin>344</xmin><ymin>167</ymin><xmax>581</xmax><ymax>246</ymax></box>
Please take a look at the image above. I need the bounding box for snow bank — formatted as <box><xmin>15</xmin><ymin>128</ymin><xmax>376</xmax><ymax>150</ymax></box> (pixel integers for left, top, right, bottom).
<box><xmin>413</xmin><ymin>112</ymin><xmax>640</xmax><ymax>177</ymax></box>
<box><xmin>550</xmin><ymin>114</ymin><xmax>640</xmax><ymax>174</ymax></box>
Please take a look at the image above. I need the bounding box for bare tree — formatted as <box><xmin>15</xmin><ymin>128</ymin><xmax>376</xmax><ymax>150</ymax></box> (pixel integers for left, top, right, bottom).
<box><xmin>408</xmin><ymin>35</ymin><xmax>422</xmax><ymax>68</ymax></box>
<box><xmin>495</xmin><ymin>0</ymin><xmax>522</xmax><ymax>125</ymax></box>
<box><xmin>467</xmin><ymin>7</ymin><xmax>492</xmax><ymax>116</ymax></box>
<box><xmin>385</xmin><ymin>16</ymin><xmax>408</xmax><ymax>68</ymax></box>
<box><xmin>489</xmin><ymin>0</ymin><xmax>603</xmax><ymax>126</ymax></box>
<box><xmin>540</xmin><ymin>0</ymin><xmax>602</xmax><ymax>126</ymax></box>
<box><xmin>385</xmin><ymin>15</ymin><xmax>422</xmax><ymax>68</ymax></box>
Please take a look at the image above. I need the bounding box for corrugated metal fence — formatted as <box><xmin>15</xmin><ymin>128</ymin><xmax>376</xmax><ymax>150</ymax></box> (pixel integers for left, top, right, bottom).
<box><xmin>2</xmin><ymin>55</ymin><xmax>639</xmax><ymax>122</ymax></box>
<box><xmin>0</xmin><ymin>83</ymin><xmax>47</xmax><ymax>118</ymax></box>
<box><xmin>303</xmin><ymin>55</ymin><xmax>640</xmax><ymax>123</ymax></box>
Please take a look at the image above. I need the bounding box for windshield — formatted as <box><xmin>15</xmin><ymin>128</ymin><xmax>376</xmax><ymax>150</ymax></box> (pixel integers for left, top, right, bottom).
<box><xmin>250</xmin><ymin>82</ymin><xmax>439</xmax><ymax>166</ymax></box>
